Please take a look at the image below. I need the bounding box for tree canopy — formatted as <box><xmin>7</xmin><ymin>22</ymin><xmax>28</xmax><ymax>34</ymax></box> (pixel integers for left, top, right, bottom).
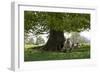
<box><xmin>24</xmin><ymin>11</ymin><xmax>90</xmax><ymax>34</ymax></box>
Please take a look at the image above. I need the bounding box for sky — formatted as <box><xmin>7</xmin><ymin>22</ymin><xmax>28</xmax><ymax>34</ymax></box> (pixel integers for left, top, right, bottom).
<box><xmin>64</xmin><ymin>30</ymin><xmax>90</xmax><ymax>40</ymax></box>
<box><xmin>80</xmin><ymin>30</ymin><xmax>90</xmax><ymax>40</ymax></box>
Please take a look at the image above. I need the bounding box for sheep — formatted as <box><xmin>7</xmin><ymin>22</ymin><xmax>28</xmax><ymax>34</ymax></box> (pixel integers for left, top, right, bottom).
<box><xmin>62</xmin><ymin>38</ymin><xmax>73</xmax><ymax>52</ymax></box>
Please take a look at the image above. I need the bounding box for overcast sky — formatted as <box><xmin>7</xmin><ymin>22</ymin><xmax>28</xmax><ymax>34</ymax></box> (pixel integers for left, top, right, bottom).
<box><xmin>80</xmin><ymin>30</ymin><xmax>90</xmax><ymax>40</ymax></box>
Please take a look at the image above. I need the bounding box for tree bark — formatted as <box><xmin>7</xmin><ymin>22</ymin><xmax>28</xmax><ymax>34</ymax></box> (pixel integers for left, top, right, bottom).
<box><xmin>44</xmin><ymin>29</ymin><xmax>65</xmax><ymax>51</ymax></box>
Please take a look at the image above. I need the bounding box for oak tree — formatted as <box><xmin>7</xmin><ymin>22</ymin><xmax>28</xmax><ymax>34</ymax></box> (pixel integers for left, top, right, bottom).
<box><xmin>24</xmin><ymin>11</ymin><xmax>90</xmax><ymax>51</ymax></box>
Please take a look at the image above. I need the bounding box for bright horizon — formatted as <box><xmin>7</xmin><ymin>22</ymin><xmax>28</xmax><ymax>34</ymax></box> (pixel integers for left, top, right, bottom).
<box><xmin>80</xmin><ymin>30</ymin><xmax>90</xmax><ymax>40</ymax></box>
<box><xmin>27</xmin><ymin>30</ymin><xmax>90</xmax><ymax>43</ymax></box>
<box><xmin>64</xmin><ymin>30</ymin><xmax>90</xmax><ymax>40</ymax></box>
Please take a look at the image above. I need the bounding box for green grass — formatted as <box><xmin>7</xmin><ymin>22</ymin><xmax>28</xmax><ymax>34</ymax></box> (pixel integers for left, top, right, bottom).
<box><xmin>24</xmin><ymin>44</ymin><xmax>90</xmax><ymax>61</ymax></box>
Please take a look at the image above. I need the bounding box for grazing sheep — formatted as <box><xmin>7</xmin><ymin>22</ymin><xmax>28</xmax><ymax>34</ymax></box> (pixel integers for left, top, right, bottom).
<box><xmin>62</xmin><ymin>38</ymin><xmax>73</xmax><ymax>52</ymax></box>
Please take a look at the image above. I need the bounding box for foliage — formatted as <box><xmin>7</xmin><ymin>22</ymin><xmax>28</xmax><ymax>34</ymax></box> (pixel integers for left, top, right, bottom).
<box><xmin>24</xmin><ymin>11</ymin><xmax>90</xmax><ymax>34</ymax></box>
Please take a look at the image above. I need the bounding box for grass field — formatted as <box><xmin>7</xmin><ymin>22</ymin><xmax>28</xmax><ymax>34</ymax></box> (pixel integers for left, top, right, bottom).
<box><xmin>24</xmin><ymin>44</ymin><xmax>90</xmax><ymax>61</ymax></box>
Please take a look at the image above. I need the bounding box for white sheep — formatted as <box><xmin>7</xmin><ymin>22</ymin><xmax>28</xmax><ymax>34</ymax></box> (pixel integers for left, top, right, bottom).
<box><xmin>62</xmin><ymin>38</ymin><xmax>73</xmax><ymax>52</ymax></box>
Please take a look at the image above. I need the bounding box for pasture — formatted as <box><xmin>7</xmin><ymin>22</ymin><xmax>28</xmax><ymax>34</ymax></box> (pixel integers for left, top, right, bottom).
<box><xmin>24</xmin><ymin>44</ymin><xmax>90</xmax><ymax>61</ymax></box>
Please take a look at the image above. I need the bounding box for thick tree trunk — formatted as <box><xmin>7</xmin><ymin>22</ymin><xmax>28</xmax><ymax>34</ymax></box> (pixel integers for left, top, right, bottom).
<box><xmin>44</xmin><ymin>29</ymin><xmax>65</xmax><ymax>51</ymax></box>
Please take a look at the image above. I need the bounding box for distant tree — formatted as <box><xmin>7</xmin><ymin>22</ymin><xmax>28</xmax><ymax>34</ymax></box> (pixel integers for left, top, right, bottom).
<box><xmin>24</xmin><ymin>32</ymin><xmax>30</xmax><ymax>44</ymax></box>
<box><xmin>70</xmin><ymin>32</ymin><xmax>90</xmax><ymax>44</ymax></box>
<box><xmin>28</xmin><ymin>37</ymin><xmax>35</xmax><ymax>44</ymax></box>
<box><xmin>36</xmin><ymin>36</ymin><xmax>45</xmax><ymax>45</ymax></box>
<box><xmin>24</xmin><ymin>32</ymin><xmax>35</xmax><ymax>44</ymax></box>
<box><xmin>70</xmin><ymin>32</ymin><xmax>80</xmax><ymax>44</ymax></box>
<box><xmin>24</xmin><ymin>32</ymin><xmax>29</xmax><ymax>43</ymax></box>
<box><xmin>79</xmin><ymin>36</ymin><xmax>90</xmax><ymax>44</ymax></box>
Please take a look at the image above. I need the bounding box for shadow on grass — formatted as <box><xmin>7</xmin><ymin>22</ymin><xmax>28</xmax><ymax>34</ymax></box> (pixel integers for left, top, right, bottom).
<box><xmin>24</xmin><ymin>45</ymin><xmax>90</xmax><ymax>61</ymax></box>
